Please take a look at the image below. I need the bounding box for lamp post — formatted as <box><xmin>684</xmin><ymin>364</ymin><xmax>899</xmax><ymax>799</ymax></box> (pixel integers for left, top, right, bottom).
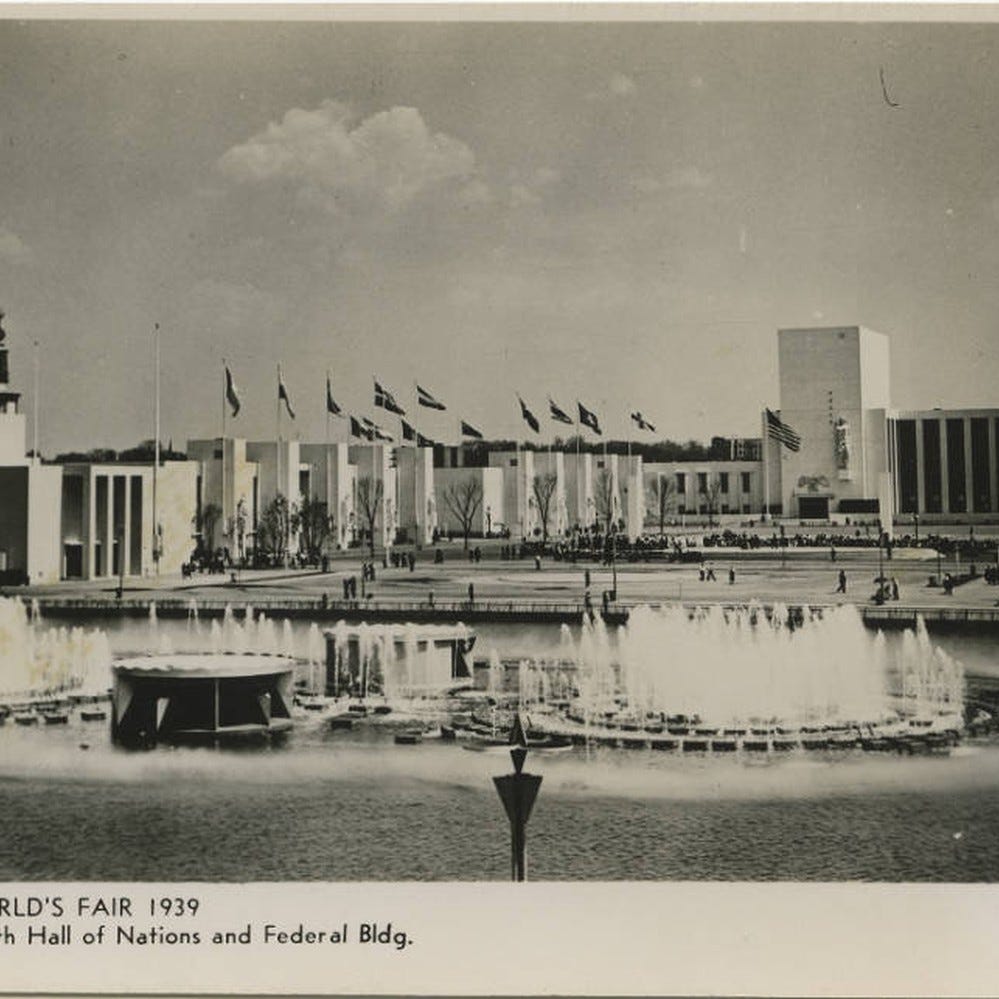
<box><xmin>913</xmin><ymin>512</ymin><xmax>919</xmax><ymax>544</ymax></box>
<box><xmin>493</xmin><ymin>715</ymin><xmax>542</xmax><ymax>882</ymax></box>
<box><xmin>876</xmin><ymin>530</ymin><xmax>885</xmax><ymax>604</ymax></box>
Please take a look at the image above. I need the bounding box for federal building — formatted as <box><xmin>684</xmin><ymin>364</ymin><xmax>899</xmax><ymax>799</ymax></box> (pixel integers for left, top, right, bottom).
<box><xmin>0</xmin><ymin>318</ymin><xmax>996</xmax><ymax>584</ymax></box>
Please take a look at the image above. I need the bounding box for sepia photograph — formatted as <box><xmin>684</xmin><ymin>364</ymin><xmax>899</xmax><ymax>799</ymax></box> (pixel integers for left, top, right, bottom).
<box><xmin>1</xmin><ymin>4</ymin><xmax>999</xmax><ymax>991</ymax></box>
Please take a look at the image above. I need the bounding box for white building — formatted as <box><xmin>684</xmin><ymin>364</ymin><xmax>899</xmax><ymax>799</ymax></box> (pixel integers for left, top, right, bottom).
<box><xmin>776</xmin><ymin>326</ymin><xmax>892</xmax><ymax>520</ymax></box>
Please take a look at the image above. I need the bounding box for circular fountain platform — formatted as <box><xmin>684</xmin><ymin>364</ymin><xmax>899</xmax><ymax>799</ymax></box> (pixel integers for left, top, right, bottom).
<box><xmin>112</xmin><ymin>653</ymin><xmax>296</xmax><ymax>747</ymax></box>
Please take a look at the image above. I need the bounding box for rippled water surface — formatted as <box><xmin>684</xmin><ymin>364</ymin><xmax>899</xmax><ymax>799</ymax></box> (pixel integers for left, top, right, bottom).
<box><xmin>3</xmin><ymin>715</ymin><xmax>999</xmax><ymax>881</ymax></box>
<box><xmin>3</xmin><ymin>614</ymin><xmax>998</xmax><ymax>882</ymax></box>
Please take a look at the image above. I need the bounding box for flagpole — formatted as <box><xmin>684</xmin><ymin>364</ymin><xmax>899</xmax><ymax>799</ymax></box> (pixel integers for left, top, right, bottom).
<box><xmin>220</xmin><ymin>358</ymin><xmax>226</xmax><ymax>561</ymax></box>
<box><xmin>575</xmin><ymin>410</ymin><xmax>582</xmax><ymax>531</ymax></box>
<box><xmin>152</xmin><ymin>323</ymin><xmax>160</xmax><ymax>576</ymax></box>
<box><xmin>32</xmin><ymin>339</ymin><xmax>39</xmax><ymax>465</ymax></box>
<box><xmin>413</xmin><ymin>380</ymin><xmax>421</xmax><ymax>550</ymax></box>
<box><xmin>276</xmin><ymin>363</ymin><xmax>282</xmax><ymax>503</ymax></box>
<box><xmin>762</xmin><ymin>408</ymin><xmax>770</xmax><ymax>523</ymax></box>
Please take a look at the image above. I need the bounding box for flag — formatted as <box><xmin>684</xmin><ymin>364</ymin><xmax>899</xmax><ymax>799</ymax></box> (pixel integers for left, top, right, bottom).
<box><xmin>361</xmin><ymin>416</ymin><xmax>393</xmax><ymax>442</ymax></box>
<box><xmin>461</xmin><ymin>419</ymin><xmax>483</xmax><ymax>439</ymax></box>
<box><xmin>326</xmin><ymin>375</ymin><xmax>343</xmax><ymax>417</ymax></box>
<box><xmin>518</xmin><ymin>396</ymin><xmax>540</xmax><ymax>433</ymax></box>
<box><xmin>631</xmin><ymin>411</ymin><xmax>656</xmax><ymax>432</ymax></box>
<box><xmin>578</xmin><ymin>402</ymin><xmax>601</xmax><ymax>435</ymax></box>
<box><xmin>417</xmin><ymin>385</ymin><xmax>446</xmax><ymax>411</ymax></box>
<box><xmin>766</xmin><ymin>408</ymin><xmax>801</xmax><ymax>452</ymax></box>
<box><xmin>224</xmin><ymin>365</ymin><xmax>240</xmax><ymax>417</ymax></box>
<box><xmin>549</xmin><ymin>397</ymin><xmax>573</xmax><ymax>425</ymax></box>
<box><xmin>350</xmin><ymin>416</ymin><xmax>373</xmax><ymax>440</ymax></box>
<box><xmin>278</xmin><ymin>370</ymin><xmax>295</xmax><ymax>419</ymax></box>
<box><xmin>400</xmin><ymin>420</ymin><xmax>433</xmax><ymax>446</ymax></box>
<box><xmin>374</xmin><ymin>379</ymin><xmax>405</xmax><ymax>415</ymax></box>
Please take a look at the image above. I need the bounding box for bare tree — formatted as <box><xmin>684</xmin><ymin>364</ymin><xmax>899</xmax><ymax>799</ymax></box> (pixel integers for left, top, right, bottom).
<box><xmin>647</xmin><ymin>475</ymin><xmax>677</xmax><ymax>536</ymax></box>
<box><xmin>256</xmin><ymin>494</ymin><xmax>291</xmax><ymax>561</ymax></box>
<box><xmin>194</xmin><ymin>502</ymin><xmax>222</xmax><ymax>555</ymax></box>
<box><xmin>700</xmin><ymin>480</ymin><xmax>722</xmax><ymax>527</ymax></box>
<box><xmin>442</xmin><ymin>478</ymin><xmax>483</xmax><ymax>550</ymax></box>
<box><xmin>356</xmin><ymin>476</ymin><xmax>384</xmax><ymax>558</ymax></box>
<box><xmin>531</xmin><ymin>473</ymin><xmax>559</xmax><ymax>548</ymax></box>
<box><xmin>291</xmin><ymin>495</ymin><xmax>334</xmax><ymax>561</ymax></box>
<box><xmin>594</xmin><ymin>469</ymin><xmax>615</xmax><ymax>530</ymax></box>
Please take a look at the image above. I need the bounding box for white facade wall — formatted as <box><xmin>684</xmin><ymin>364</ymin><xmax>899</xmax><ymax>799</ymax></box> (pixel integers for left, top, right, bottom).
<box><xmin>187</xmin><ymin>438</ymin><xmax>258</xmax><ymax>553</ymax></box>
<box><xmin>349</xmin><ymin>444</ymin><xmax>397</xmax><ymax>548</ymax></box>
<box><xmin>395</xmin><ymin>446</ymin><xmax>437</xmax><ymax>545</ymax></box>
<box><xmin>0</xmin><ymin>411</ymin><xmax>27</xmax><ymax>465</ymax></box>
<box><xmin>433</xmin><ymin>466</ymin><xmax>504</xmax><ymax>537</ymax></box>
<box><xmin>489</xmin><ymin>450</ymin><xmax>537</xmax><ymax>540</ymax></box>
<box><xmin>300</xmin><ymin>442</ymin><xmax>355</xmax><ymax>549</ymax></box>
<box><xmin>563</xmin><ymin>452</ymin><xmax>594</xmax><ymax>530</ymax></box>
<box><xmin>643</xmin><ymin>461</ymin><xmax>763</xmax><ymax>524</ymax></box>
<box><xmin>777</xmin><ymin>326</ymin><xmax>891</xmax><ymax>516</ymax></box>
<box><xmin>618</xmin><ymin>454</ymin><xmax>644</xmax><ymax>540</ymax></box>
<box><xmin>531</xmin><ymin>451</ymin><xmax>568</xmax><ymax>538</ymax></box>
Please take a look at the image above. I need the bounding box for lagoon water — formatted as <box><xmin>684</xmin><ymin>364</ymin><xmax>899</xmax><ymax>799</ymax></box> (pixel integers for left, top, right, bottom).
<box><xmin>2</xmin><ymin>611</ymin><xmax>999</xmax><ymax>882</ymax></box>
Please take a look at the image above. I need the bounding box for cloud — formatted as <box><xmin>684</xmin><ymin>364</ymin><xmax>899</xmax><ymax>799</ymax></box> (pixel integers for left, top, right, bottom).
<box><xmin>218</xmin><ymin>100</ymin><xmax>477</xmax><ymax>212</ymax></box>
<box><xmin>0</xmin><ymin>227</ymin><xmax>33</xmax><ymax>265</ymax></box>
<box><xmin>609</xmin><ymin>73</ymin><xmax>637</xmax><ymax>97</ymax></box>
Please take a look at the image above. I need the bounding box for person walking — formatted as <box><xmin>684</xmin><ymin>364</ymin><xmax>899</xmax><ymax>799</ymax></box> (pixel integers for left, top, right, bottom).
<box><xmin>836</xmin><ymin>569</ymin><xmax>847</xmax><ymax>594</ymax></box>
<box><xmin>468</xmin><ymin>582</ymin><xmax>475</xmax><ymax>606</ymax></box>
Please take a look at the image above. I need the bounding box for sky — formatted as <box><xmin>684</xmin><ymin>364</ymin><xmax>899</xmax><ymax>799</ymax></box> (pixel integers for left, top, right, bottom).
<box><xmin>1</xmin><ymin>15</ymin><xmax>998</xmax><ymax>455</ymax></box>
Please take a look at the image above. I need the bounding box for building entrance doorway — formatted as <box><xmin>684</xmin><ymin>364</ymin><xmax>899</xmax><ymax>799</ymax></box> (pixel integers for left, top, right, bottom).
<box><xmin>63</xmin><ymin>543</ymin><xmax>83</xmax><ymax>579</ymax></box>
<box><xmin>798</xmin><ymin>496</ymin><xmax>830</xmax><ymax>519</ymax></box>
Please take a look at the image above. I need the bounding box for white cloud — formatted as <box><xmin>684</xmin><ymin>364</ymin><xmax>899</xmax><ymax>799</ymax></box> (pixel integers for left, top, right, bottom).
<box><xmin>218</xmin><ymin>100</ymin><xmax>477</xmax><ymax>212</ymax></box>
<box><xmin>0</xmin><ymin>227</ymin><xmax>33</xmax><ymax>265</ymax></box>
<box><xmin>609</xmin><ymin>73</ymin><xmax>637</xmax><ymax>97</ymax></box>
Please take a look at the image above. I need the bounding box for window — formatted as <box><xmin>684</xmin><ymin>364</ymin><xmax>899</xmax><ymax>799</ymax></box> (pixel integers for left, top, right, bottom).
<box><xmin>719</xmin><ymin>472</ymin><xmax>729</xmax><ymax>494</ymax></box>
<box><xmin>946</xmin><ymin>418</ymin><xmax>966</xmax><ymax>512</ymax></box>
<box><xmin>697</xmin><ymin>472</ymin><xmax>708</xmax><ymax>493</ymax></box>
<box><xmin>675</xmin><ymin>472</ymin><xmax>686</xmax><ymax>493</ymax></box>
<box><xmin>741</xmin><ymin>472</ymin><xmax>751</xmax><ymax>493</ymax></box>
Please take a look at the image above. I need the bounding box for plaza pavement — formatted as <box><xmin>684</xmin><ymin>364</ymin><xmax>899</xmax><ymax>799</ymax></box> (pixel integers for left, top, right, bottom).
<box><xmin>16</xmin><ymin>536</ymin><xmax>999</xmax><ymax>613</ymax></box>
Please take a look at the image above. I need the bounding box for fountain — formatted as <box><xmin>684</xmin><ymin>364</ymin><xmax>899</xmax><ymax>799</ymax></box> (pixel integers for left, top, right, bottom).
<box><xmin>507</xmin><ymin>603</ymin><xmax>965</xmax><ymax>751</ymax></box>
<box><xmin>0</xmin><ymin>596</ymin><xmax>112</xmax><ymax>703</ymax></box>
<box><xmin>323</xmin><ymin>622</ymin><xmax>475</xmax><ymax>701</ymax></box>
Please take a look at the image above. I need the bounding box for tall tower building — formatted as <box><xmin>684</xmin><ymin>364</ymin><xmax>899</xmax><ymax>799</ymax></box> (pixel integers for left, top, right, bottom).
<box><xmin>776</xmin><ymin>326</ymin><xmax>892</xmax><ymax>519</ymax></box>
<box><xmin>0</xmin><ymin>313</ymin><xmax>63</xmax><ymax>582</ymax></box>
<box><xmin>0</xmin><ymin>311</ymin><xmax>28</xmax><ymax>464</ymax></box>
